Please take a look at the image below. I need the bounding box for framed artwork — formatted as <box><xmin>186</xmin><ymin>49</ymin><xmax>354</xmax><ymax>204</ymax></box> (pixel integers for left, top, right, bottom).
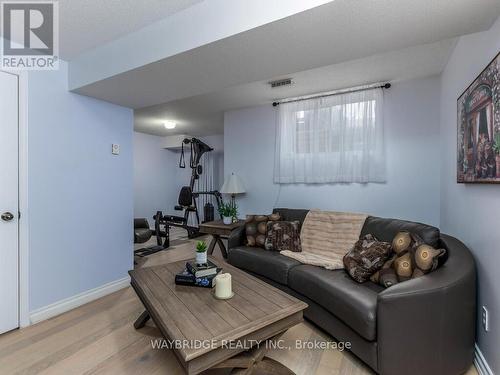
<box><xmin>457</xmin><ymin>52</ymin><xmax>500</xmax><ymax>183</ymax></box>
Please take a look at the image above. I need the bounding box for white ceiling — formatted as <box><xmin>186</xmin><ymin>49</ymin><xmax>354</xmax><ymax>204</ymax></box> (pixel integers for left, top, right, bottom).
<box><xmin>134</xmin><ymin>38</ymin><xmax>458</xmax><ymax>136</ymax></box>
<box><xmin>75</xmin><ymin>0</ymin><xmax>500</xmax><ymax>109</ymax></box>
<box><xmin>62</xmin><ymin>0</ymin><xmax>500</xmax><ymax>136</ymax></box>
<box><xmin>59</xmin><ymin>0</ymin><xmax>202</xmax><ymax>59</ymax></box>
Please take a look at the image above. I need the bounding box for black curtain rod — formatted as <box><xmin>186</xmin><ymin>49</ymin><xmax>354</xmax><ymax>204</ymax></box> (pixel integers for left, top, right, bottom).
<box><xmin>272</xmin><ymin>83</ymin><xmax>391</xmax><ymax>107</ymax></box>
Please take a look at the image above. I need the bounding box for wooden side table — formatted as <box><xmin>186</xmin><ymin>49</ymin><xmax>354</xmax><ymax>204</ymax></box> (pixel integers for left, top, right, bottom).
<box><xmin>199</xmin><ymin>220</ymin><xmax>245</xmax><ymax>258</ymax></box>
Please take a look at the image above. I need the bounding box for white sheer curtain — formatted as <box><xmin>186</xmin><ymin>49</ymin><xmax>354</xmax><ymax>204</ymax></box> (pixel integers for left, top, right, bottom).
<box><xmin>274</xmin><ymin>88</ymin><xmax>385</xmax><ymax>183</ymax></box>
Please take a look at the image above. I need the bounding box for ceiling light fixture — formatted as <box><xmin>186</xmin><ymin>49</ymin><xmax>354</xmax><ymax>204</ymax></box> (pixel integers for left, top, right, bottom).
<box><xmin>163</xmin><ymin>121</ymin><xmax>176</xmax><ymax>129</ymax></box>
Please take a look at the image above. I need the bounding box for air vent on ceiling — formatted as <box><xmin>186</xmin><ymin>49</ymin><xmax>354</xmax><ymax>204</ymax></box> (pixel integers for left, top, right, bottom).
<box><xmin>269</xmin><ymin>78</ymin><xmax>293</xmax><ymax>88</ymax></box>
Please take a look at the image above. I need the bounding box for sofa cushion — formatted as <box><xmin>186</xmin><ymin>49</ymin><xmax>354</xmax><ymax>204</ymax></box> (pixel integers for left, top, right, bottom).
<box><xmin>272</xmin><ymin>208</ymin><xmax>309</xmax><ymax>227</ymax></box>
<box><xmin>228</xmin><ymin>246</ymin><xmax>301</xmax><ymax>285</ymax></box>
<box><xmin>361</xmin><ymin>216</ymin><xmax>440</xmax><ymax>247</ymax></box>
<box><xmin>289</xmin><ymin>265</ymin><xmax>382</xmax><ymax>341</ymax></box>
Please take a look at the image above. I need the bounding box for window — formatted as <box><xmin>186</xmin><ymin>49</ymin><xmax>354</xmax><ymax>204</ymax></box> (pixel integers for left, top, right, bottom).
<box><xmin>274</xmin><ymin>88</ymin><xmax>385</xmax><ymax>183</ymax></box>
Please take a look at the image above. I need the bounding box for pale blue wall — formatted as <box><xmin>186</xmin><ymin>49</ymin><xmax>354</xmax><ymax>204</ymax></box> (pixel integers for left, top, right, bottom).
<box><xmin>224</xmin><ymin>76</ymin><xmax>441</xmax><ymax>226</ymax></box>
<box><xmin>133</xmin><ymin>132</ymin><xmax>179</xmax><ymax>223</ymax></box>
<box><xmin>28</xmin><ymin>61</ymin><xmax>134</xmax><ymax>311</ymax></box>
<box><xmin>440</xmin><ymin>16</ymin><xmax>500</xmax><ymax>373</ymax></box>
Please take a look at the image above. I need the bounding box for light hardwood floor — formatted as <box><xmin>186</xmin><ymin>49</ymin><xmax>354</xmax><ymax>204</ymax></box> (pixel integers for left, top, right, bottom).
<box><xmin>0</xmin><ymin>229</ymin><xmax>478</xmax><ymax>375</ymax></box>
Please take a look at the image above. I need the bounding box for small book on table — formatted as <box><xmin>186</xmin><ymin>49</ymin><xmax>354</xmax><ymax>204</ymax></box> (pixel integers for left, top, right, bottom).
<box><xmin>186</xmin><ymin>260</ymin><xmax>219</xmax><ymax>278</ymax></box>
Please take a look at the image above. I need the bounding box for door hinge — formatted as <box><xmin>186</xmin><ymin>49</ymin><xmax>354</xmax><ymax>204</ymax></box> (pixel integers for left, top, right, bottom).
<box><xmin>18</xmin><ymin>211</ymin><xmax>21</xmax><ymax>219</ymax></box>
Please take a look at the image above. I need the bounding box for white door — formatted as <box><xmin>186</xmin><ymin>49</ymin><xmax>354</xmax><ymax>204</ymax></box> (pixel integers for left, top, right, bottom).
<box><xmin>0</xmin><ymin>70</ymin><xmax>19</xmax><ymax>334</ymax></box>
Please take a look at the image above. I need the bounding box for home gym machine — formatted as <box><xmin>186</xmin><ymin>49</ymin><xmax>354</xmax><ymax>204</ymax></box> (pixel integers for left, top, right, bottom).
<box><xmin>134</xmin><ymin>137</ymin><xmax>222</xmax><ymax>259</ymax></box>
<box><xmin>159</xmin><ymin>137</ymin><xmax>222</xmax><ymax>238</ymax></box>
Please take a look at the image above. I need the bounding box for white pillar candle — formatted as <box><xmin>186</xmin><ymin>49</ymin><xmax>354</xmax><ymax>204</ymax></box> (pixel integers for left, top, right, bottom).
<box><xmin>214</xmin><ymin>273</ymin><xmax>232</xmax><ymax>299</ymax></box>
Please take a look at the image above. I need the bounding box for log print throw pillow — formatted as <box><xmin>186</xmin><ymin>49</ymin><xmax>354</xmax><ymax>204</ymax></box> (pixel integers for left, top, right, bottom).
<box><xmin>245</xmin><ymin>213</ymin><xmax>280</xmax><ymax>248</ymax></box>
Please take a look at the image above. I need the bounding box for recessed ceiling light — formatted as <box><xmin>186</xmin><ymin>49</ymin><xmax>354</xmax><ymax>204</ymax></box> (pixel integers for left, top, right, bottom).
<box><xmin>163</xmin><ymin>121</ymin><xmax>176</xmax><ymax>129</ymax></box>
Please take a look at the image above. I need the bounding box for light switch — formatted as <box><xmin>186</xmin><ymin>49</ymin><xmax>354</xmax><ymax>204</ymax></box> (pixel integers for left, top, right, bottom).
<box><xmin>112</xmin><ymin>144</ymin><xmax>120</xmax><ymax>155</ymax></box>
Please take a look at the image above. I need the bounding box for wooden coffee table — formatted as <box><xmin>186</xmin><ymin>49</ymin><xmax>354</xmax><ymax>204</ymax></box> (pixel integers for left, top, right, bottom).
<box><xmin>129</xmin><ymin>257</ymin><xmax>307</xmax><ymax>375</ymax></box>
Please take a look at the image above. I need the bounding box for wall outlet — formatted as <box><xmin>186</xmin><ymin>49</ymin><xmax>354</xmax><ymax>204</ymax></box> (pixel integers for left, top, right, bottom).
<box><xmin>482</xmin><ymin>306</ymin><xmax>489</xmax><ymax>332</ymax></box>
<box><xmin>111</xmin><ymin>144</ymin><xmax>120</xmax><ymax>155</ymax></box>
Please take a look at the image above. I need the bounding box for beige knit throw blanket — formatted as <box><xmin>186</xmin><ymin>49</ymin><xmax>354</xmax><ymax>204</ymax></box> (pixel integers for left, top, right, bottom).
<box><xmin>281</xmin><ymin>210</ymin><xmax>368</xmax><ymax>270</ymax></box>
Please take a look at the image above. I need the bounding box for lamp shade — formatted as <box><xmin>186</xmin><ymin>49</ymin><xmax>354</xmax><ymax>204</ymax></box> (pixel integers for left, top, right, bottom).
<box><xmin>220</xmin><ymin>173</ymin><xmax>246</xmax><ymax>194</ymax></box>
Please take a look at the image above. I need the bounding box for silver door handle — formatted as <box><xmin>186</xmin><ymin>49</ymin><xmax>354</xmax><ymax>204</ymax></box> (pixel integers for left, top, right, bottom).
<box><xmin>1</xmin><ymin>212</ymin><xmax>14</xmax><ymax>221</ymax></box>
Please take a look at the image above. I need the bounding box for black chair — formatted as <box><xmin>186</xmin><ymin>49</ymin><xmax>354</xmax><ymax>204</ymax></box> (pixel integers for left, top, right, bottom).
<box><xmin>134</xmin><ymin>213</ymin><xmax>169</xmax><ymax>259</ymax></box>
<box><xmin>134</xmin><ymin>218</ymin><xmax>152</xmax><ymax>244</ymax></box>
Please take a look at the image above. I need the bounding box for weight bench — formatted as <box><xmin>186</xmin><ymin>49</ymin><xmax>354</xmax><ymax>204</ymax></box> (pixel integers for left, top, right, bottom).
<box><xmin>161</xmin><ymin>186</ymin><xmax>201</xmax><ymax>238</ymax></box>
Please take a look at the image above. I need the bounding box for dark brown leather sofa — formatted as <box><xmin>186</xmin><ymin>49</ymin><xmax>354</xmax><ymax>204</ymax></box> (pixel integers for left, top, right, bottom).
<box><xmin>226</xmin><ymin>208</ymin><xmax>476</xmax><ymax>375</ymax></box>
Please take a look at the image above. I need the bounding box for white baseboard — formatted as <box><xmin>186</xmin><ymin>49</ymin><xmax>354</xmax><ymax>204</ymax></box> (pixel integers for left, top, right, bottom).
<box><xmin>29</xmin><ymin>276</ymin><xmax>130</xmax><ymax>325</ymax></box>
<box><xmin>474</xmin><ymin>343</ymin><xmax>494</xmax><ymax>375</ymax></box>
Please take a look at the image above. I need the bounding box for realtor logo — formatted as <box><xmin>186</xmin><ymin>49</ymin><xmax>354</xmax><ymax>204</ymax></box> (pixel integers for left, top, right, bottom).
<box><xmin>1</xmin><ymin>1</ymin><xmax>59</xmax><ymax>70</ymax></box>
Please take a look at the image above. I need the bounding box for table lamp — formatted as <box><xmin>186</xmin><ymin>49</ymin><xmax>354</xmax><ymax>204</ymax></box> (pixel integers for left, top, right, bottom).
<box><xmin>220</xmin><ymin>173</ymin><xmax>246</xmax><ymax>219</ymax></box>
